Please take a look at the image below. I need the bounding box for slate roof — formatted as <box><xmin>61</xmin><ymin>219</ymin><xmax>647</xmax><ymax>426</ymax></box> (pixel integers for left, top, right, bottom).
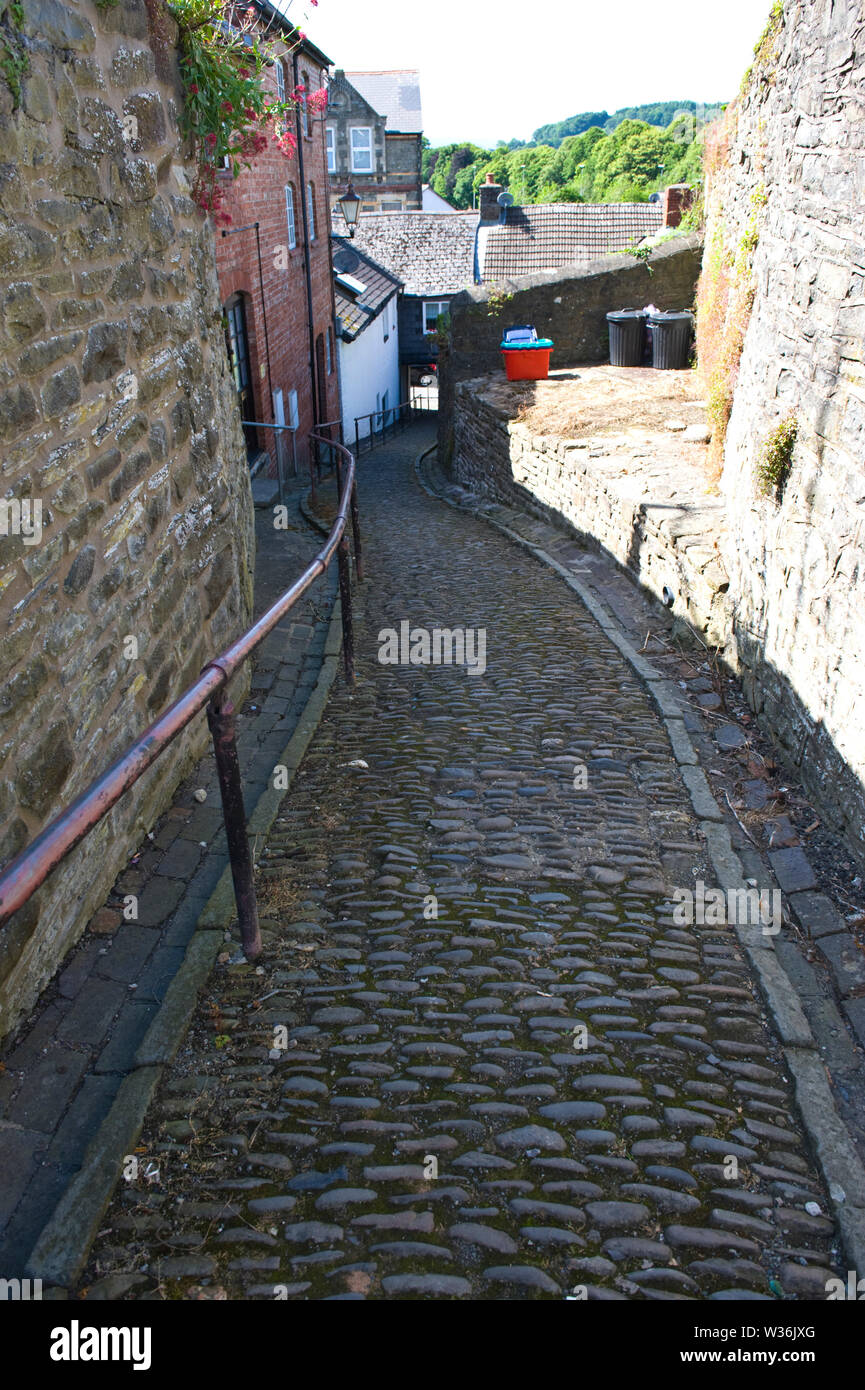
<box><xmin>332</xmin><ymin>235</ymin><xmax>402</xmax><ymax>341</ymax></box>
<box><xmin>345</xmin><ymin>70</ymin><xmax>423</xmax><ymax>133</ymax></box>
<box><xmin>480</xmin><ymin>203</ymin><xmax>664</xmax><ymax>280</ymax></box>
<box><xmin>350</xmin><ymin>213</ymin><xmax>477</xmax><ymax>297</ymax></box>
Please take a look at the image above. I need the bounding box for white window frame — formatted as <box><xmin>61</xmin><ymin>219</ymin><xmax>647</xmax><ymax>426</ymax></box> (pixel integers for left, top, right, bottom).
<box><xmin>350</xmin><ymin>126</ymin><xmax>373</xmax><ymax>174</ymax></box>
<box><xmin>288</xmin><ymin>389</ymin><xmax>299</xmax><ymax>431</ymax></box>
<box><xmin>326</xmin><ymin>126</ymin><xmax>335</xmax><ymax>173</ymax></box>
<box><xmin>423</xmin><ymin>300</ymin><xmax>449</xmax><ymax>335</ymax></box>
<box><xmin>307</xmin><ymin>182</ymin><xmax>316</xmax><ymax>240</ymax></box>
<box><xmin>275</xmin><ymin>60</ymin><xmax>286</xmax><ymax>103</ymax></box>
<box><xmin>285</xmin><ymin>185</ymin><xmax>296</xmax><ymax>250</ymax></box>
<box><xmin>301</xmin><ymin>71</ymin><xmax>310</xmax><ymax>137</ymax></box>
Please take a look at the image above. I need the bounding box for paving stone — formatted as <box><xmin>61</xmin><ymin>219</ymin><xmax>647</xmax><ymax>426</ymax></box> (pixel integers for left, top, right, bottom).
<box><xmin>816</xmin><ymin>933</ymin><xmax>865</xmax><ymax>999</ymax></box>
<box><xmin>8</xmin><ymin>1049</ymin><xmax>90</xmax><ymax>1133</ymax></box>
<box><xmin>768</xmin><ymin>847</ymin><xmax>817</xmax><ymax>894</ymax></box>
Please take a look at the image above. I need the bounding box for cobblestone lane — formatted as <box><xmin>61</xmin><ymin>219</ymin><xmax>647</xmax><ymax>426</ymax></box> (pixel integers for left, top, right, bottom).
<box><xmin>82</xmin><ymin>428</ymin><xmax>842</xmax><ymax>1301</ymax></box>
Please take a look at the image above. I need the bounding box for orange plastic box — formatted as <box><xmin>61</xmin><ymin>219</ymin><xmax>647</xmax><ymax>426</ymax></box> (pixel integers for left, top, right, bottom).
<box><xmin>501</xmin><ymin>342</ymin><xmax>553</xmax><ymax>381</ymax></box>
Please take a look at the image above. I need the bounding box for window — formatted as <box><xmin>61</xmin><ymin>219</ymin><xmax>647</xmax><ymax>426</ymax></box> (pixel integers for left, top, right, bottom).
<box><xmin>275</xmin><ymin>60</ymin><xmax>286</xmax><ymax>103</ymax></box>
<box><xmin>307</xmin><ymin>182</ymin><xmax>316</xmax><ymax>240</ymax></box>
<box><xmin>325</xmin><ymin>327</ymin><xmax>332</xmax><ymax>374</ymax></box>
<box><xmin>382</xmin><ymin>311</ymin><xmax>389</xmax><ymax>344</ymax></box>
<box><xmin>382</xmin><ymin>389</ymin><xmax>389</xmax><ymax>425</ymax></box>
<box><xmin>288</xmin><ymin>388</ymin><xmax>299</xmax><ymax>431</ymax></box>
<box><xmin>350</xmin><ymin>126</ymin><xmax>373</xmax><ymax>173</ymax></box>
<box><xmin>423</xmin><ymin>300</ymin><xmax>449</xmax><ymax>335</ymax></box>
<box><xmin>301</xmin><ymin>71</ymin><xmax>310</xmax><ymax>137</ymax></box>
<box><xmin>326</xmin><ymin>126</ymin><xmax>335</xmax><ymax>173</ymax></box>
<box><xmin>285</xmin><ymin>184</ymin><xmax>296</xmax><ymax>250</ymax></box>
<box><xmin>381</xmin><ymin>200</ymin><xmax>403</xmax><ymax>212</ymax></box>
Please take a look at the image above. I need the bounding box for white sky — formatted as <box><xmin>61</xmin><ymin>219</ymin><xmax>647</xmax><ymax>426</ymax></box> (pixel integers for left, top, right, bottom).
<box><xmin>277</xmin><ymin>0</ymin><xmax>773</xmax><ymax>147</ymax></box>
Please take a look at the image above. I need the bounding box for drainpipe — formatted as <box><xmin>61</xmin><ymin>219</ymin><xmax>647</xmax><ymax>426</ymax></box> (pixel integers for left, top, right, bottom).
<box><xmin>294</xmin><ymin>48</ymin><xmax>319</xmax><ymax>429</ymax></box>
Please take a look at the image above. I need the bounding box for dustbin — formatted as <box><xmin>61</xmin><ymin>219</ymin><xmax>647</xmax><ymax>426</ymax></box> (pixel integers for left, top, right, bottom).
<box><xmin>648</xmin><ymin>311</ymin><xmax>694</xmax><ymax>369</ymax></box>
<box><xmin>606</xmin><ymin>310</ymin><xmax>647</xmax><ymax>367</ymax></box>
<box><xmin>501</xmin><ymin>325</ymin><xmax>554</xmax><ymax>381</ymax></box>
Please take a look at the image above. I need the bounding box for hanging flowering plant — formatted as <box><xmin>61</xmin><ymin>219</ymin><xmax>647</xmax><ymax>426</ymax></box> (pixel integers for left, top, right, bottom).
<box><xmin>167</xmin><ymin>0</ymin><xmax>326</xmax><ymax>225</ymax></box>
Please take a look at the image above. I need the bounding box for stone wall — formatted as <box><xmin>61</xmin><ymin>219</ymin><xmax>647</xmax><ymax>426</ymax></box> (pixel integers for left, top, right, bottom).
<box><xmin>706</xmin><ymin>0</ymin><xmax>865</xmax><ymax>853</ymax></box>
<box><xmin>0</xmin><ymin>0</ymin><xmax>255</xmax><ymax>1037</ymax></box>
<box><xmin>438</xmin><ymin>235</ymin><xmax>703</xmax><ymax>467</ymax></box>
<box><xmin>453</xmin><ymin>376</ymin><xmax>733</xmax><ymax>651</ymax></box>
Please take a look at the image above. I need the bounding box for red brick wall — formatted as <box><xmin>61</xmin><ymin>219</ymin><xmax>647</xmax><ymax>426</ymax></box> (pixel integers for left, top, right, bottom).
<box><xmin>215</xmin><ymin>47</ymin><xmax>339</xmax><ymax>476</ymax></box>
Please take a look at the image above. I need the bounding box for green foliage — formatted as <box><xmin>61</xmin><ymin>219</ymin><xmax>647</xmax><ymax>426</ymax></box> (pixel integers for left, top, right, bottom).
<box><xmin>625</xmin><ymin>244</ymin><xmax>655</xmax><ymax>275</ymax></box>
<box><xmin>756</xmin><ymin>415</ymin><xmax>798</xmax><ymax>498</ymax></box>
<box><xmin>531</xmin><ymin>100</ymin><xmax>723</xmax><ymax>148</ymax></box>
<box><xmin>424</xmin><ymin>112</ymin><xmax>706</xmax><ymax>211</ymax></box>
<box><xmin>532</xmin><ymin>109</ymin><xmax>610</xmax><ymax>147</ymax></box>
<box><xmin>167</xmin><ymin>0</ymin><xmax>312</xmax><ymax>222</ymax></box>
<box><xmin>485</xmin><ymin>285</ymin><xmax>514</xmax><ymax>318</ymax></box>
<box><xmin>0</xmin><ymin>0</ymin><xmax>28</xmax><ymax>107</ymax></box>
<box><xmin>741</xmin><ymin>0</ymin><xmax>785</xmax><ymax>94</ymax></box>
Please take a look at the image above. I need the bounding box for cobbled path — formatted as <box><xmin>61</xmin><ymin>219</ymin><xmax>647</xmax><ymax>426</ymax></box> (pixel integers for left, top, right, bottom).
<box><xmin>82</xmin><ymin>427</ymin><xmax>841</xmax><ymax>1301</ymax></box>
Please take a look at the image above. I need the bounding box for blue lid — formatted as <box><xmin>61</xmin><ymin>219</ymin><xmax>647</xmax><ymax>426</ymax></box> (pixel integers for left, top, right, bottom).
<box><xmin>500</xmin><ymin>338</ymin><xmax>553</xmax><ymax>350</ymax></box>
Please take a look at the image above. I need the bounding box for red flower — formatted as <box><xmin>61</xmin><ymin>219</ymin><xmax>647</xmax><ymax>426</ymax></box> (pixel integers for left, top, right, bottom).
<box><xmin>221</xmin><ymin>100</ymin><xmax>234</xmax><ymax>113</ymax></box>
<box><xmin>205</xmin><ymin>131</ymin><xmax>217</xmax><ymax>147</ymax></box>
<box><xmin>188</xmin><ymin>82</ymin><xmax>200</xmax><ymax>95</ymax></box>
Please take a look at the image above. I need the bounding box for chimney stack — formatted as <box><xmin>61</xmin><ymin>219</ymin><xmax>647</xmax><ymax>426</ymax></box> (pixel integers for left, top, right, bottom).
<box><xmin>479</xmin><ymin>172</ymin><xmax>503</xmax><ymax>224</ymax></box>
<box><xmin>662</xmin><ymin>184</ymin><xmax>694</xmax><ymax>229</ymax></box>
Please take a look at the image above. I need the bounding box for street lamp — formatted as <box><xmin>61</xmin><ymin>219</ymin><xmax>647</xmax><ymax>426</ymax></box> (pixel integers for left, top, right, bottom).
<box><xmin>337</xmin><ymin>182</ymin><xmax>360</xmax><ymax>238</ymax></box>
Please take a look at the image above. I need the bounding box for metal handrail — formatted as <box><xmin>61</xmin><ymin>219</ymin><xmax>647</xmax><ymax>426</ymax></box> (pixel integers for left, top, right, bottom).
<box><xmin>354</xmin><ymin>394</ymin><xmax>437</xmax><ymax>456</ymax></box>
<box><xmin>0</xmin><ymin>433</ymin><xmax>363</xmax><ymax>960</ymax></box>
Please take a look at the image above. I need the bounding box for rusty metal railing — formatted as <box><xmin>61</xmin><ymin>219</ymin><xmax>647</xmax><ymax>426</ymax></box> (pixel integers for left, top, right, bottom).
<box><xmin>0</xmin><ymin>433</ymin><xmax>363</xmax><ymax>961</ymax></box>
<box><xmin>354</xmin><ymin>393</ymin><xmax>437</xmax><ymax>457</ymax></box>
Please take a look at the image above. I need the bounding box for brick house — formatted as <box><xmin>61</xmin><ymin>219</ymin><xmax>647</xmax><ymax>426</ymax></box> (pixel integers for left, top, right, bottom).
<box><xmin>326</xmin><ymin>70</ymin><xmax>423</xmax><ymax>218</ymax></box>
<box><xmin>215</xmin><ymin>4</ymin><xmax>340</xmax><ymax>484</ymax></box>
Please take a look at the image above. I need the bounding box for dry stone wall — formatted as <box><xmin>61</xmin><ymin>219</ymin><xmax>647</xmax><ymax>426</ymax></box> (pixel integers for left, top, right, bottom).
<box><xmin>438</xmin><ymin>235</ymin><xmax>703</xmax><ymax>468</ymax></box>
<box><xmin>454</xmin><ymin>378</ymin><xmax>733</xmax><ymax>652</ymax></box>
<box><xmin>0</xmin><ymin>0</ymin><xmax>255</xmax><ymax>1037</ymax></box>
<box><xmin>708</xmin><ymin>0</ymin><xmax>865</xmax><ymax>853</ymax></box>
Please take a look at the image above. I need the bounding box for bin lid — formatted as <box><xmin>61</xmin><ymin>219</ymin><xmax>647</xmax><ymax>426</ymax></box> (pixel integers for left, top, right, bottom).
<box><xmin>647</xmin><ymin>311</ymin><xmax>694</xmax><ymax>323</ymax></box>
<box><xmin>500</xmin><ymin>339</ymin><xmax>553</xmax><ymax>350</ymax></box>
<box><xmin>502</xmin><ymin>325</ymin><xmax>538</xmax><ymax>344</ymax></box>
<box><xmin>606</xmin><ymin>309</ymin><xmax>647</xmax><ymax>321</ymax></box>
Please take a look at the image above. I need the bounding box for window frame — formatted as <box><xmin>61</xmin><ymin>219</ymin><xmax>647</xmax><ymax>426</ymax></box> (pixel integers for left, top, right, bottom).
<box><xmin>275</xmin><ymin>59</ymin><xmax>286</xmax><ymax>103</ymax></box>
<box><xmin>307</xmin><ymin>181</ymin><xmax>316</xmax><ymax>241</ymax></box>
<box><xmin>285</xmin><ymin>184</ymin><xmax>296</xmax><ymax>251</ymax></box>
<box><xmin>422</xmin><ymin>300</ymin><xmax>449</xmax><ymax>335</ymax></box>
<box><xmin>301</xmin><ymin>70</ymin><xmax>310</xmax><ymax>138</ymax></box>
<box><xmin>326</xmin><ymin>126</ymin><xmax>335</xmax><ymax>173</ymax></box>
<box><xmin>350</xmin><ymin>126</ymin><xmax>373</xmax><ymax>174</ymax></box>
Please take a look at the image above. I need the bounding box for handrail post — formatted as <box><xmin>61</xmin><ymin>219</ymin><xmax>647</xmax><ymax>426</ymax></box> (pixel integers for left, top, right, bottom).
<box><xmin>337</xmin><ymin>535</ymin><xmax>355</xmax><ymax>684</ymax></box>
<box><xmin>206</xmin><ymin>689</ymin><xmax>262</xmax><ymax>960</ymax></box>
<box><xmin>350</xmin><ymin>480</ymin><xmax>364</xmax><ymax>583</ymax></box>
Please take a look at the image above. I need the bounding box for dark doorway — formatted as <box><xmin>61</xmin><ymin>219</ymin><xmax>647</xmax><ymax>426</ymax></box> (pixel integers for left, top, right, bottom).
<box><xmin>224</xmin><ymin>294</ymin><xmax>258</xmax><ymax>461</ymax></box>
